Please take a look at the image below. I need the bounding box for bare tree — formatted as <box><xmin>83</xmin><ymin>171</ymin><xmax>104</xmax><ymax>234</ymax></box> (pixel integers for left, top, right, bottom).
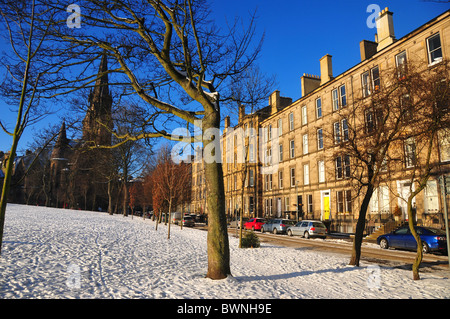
<box><xmin>35</xmin><ymin>0</ymin><xmax>263</xmax><ymax>279</ymax></box>
<box><xmin>329</xmin><ymin>61</ymin><xmax>419</xmax><ymax>267</ymax></box>
<box><xmin>386</xmin><ymin>59</ymin><xmax>449</xmax><ymax>280</ymax></box>
<box><xmin>0</xmin><ymin>0</ymin><xmax>62</xmax><ymax>254</ymax></box>
<box><xmin>150</xmin><ymin>144</ymin><xmax>191</xmax><ymax>239</ymax></box>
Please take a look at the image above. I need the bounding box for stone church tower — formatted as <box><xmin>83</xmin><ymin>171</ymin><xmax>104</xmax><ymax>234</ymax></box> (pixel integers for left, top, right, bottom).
<box><xmin>49</xmin><ymin>53</ymin><xmax>113</xmax><ymax>210</ymax></box>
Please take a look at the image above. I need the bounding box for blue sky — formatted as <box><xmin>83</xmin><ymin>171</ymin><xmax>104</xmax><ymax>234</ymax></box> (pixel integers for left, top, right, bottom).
<box><xmin>0</xmin><ymin>0</ymin><xmax>448</xmax><ymax>154</ymax></box>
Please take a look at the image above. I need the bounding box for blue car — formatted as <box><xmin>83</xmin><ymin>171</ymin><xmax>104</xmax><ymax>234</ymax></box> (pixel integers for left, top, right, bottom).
<box><xmin>377</xmin><ymin>226</ymin><xmax>447</xmax><ymax>254</ymax></box>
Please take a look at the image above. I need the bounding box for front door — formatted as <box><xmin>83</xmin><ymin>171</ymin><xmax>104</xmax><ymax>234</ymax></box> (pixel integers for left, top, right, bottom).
<box><xmin>321</xmin><ymin>190</ymin><xmax>331</xmax><ymax>221</ymax></box>
<box><xmin>397</xmin><ymin>180</ymin><xmax>416</xmax><ymax>221</ymax></box>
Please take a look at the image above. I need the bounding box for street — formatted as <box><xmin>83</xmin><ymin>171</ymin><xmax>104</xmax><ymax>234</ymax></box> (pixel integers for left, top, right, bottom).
<box><xmin>225</xmin><ymin>227</ymin><xmax>450</xmax><ymax>276</ymax></box>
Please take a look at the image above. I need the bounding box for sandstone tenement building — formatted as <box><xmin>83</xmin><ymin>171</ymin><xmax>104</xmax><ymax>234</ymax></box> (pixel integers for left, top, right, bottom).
<box><xmin>191</xmin><ymin>8</ymin><xmax>450</xmax><ymax>234</ymax></box>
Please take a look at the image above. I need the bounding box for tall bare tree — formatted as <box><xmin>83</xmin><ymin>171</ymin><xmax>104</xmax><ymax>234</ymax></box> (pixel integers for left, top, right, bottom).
<box><xmin>35</xmin><ymin>0</ymin><xmax>263</xmax><ymax>279</ymax></box>
<box><xmin>0</xmin><ymin>0</ymin><xmax>61</xmax><ymax>254</ymax></box>
<box><xmin>386</xmin><ymin>59</ymin><xmax>449</xmax><ymax>280</ymax></box>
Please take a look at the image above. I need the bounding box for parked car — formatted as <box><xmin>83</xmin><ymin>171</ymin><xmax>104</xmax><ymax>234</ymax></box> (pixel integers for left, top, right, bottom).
<box><xmin>229</xmin><ymin>217</ymin><xmax>249</xmax><ymax>228</ymax></box>
<box><xmin>377</xmin><ymin>226</ymin><xmax>447</xmax><ymax>254</ymax></box>
<box><xmin>181</xmin><ymin>216</ymin><xmax>195</xmax><ymax>227</ymax></box>
<box><xmin>261</xmin><ymin>219</ymin><xmax>296</xmax><ymax>234</ymax></box>
<box><xmin>287</xmin><ymin>220</ymin><xmax>327</xmax><ymax>239</ymax></box>
<box><xmin>244</xmin><ymin>218</ymin><xmax>266</xmax><ymax>231</ymax></box>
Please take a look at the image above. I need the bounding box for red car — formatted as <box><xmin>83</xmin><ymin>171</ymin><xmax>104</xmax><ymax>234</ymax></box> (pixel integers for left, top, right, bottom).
<box><xmin>244</xmin><ymin>218</ymin><xmax>266</xmax><ymax>231</ymax></box>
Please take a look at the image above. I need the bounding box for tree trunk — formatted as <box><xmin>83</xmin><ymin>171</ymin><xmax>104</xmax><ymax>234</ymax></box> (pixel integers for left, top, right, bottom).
<box><xmin>107</xmin><ymin>179</ymin><xmax>113</xmax><ymax>215</ymax></box>
<box><xmin>203</xmin><ymin>109</ymin><xmax>231</xmax><ymax>280</ymax></box>
<box><xmin>0</xmin><ymin>141</ymin><xmax>20</xmax><ymax>255</ymax></box>
<box><xmin>349</xmin><ymin>184</ymin><xmax>374</xmax><ymax>266</ymax></box>
<box><xmin>168</xmin><ymin>200</ymin><xmax>172</xmax><ymax>240</ymax></box>
<box><xmin>407</xmin><ymin>192</ymin><xmax>423</xmax><ymax>280</ymax></box>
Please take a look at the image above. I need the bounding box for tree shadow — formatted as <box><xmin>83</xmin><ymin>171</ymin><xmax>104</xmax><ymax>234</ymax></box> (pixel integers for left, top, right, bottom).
<box><xmin>234</xmin><ymin>265</ymin><xmax>357</xmax><ymax>282</ymax></box>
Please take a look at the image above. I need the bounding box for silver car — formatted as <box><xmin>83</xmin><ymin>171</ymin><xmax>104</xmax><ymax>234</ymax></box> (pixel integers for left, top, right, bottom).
<box><xmin>287</xmin><ymin>220</ymin><xmax>327</xmax><ymax>239</ymax></box>
<box><xmin>261</xmin><ymin>219</ymin><xmax>296</xmax><ymax>234</ymax></box>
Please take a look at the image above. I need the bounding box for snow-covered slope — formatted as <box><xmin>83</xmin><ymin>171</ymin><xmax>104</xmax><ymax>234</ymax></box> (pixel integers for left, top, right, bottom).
<box><xmin>0</xmin><ymin>204</ymin><xmax>448</xmax><ymax>299</ymax></box>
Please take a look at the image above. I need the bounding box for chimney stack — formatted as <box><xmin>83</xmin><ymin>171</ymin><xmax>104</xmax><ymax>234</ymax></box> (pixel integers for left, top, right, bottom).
<box><xmin>270</xmin><ymin>90</ymin><xmax>292</xmax><ymax>115</ymax></box>
<box><xmin>301</xmin><ymin>74</ymin><xmax>321</xmax><ymax>97</ymax></box>
<box><xmin>360</xmin><ymin>40</ymin><xmax>378</xmax><ymax>61</ymax></box>
<box><xmin>224</xmin><ymin>115</ymin><xmax>230</xmax><ymax>130</ymax></box>
<box><xmin>320</xmin><ymin>54</ymin><xmax>333</xmax><ymax>85</ymax></box>
<box><xmin>376</xmin><ymin>7</ymin><xmax>396</xmax><ymax>51</ymax></box>
<box><xmin>238</xmin><ymin>103</ymin><xmax>245</xmax><ymax>123</ymax></box>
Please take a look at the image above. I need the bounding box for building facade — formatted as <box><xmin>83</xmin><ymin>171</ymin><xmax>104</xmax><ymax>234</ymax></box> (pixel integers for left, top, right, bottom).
<box><xmin>258</xmin><ymin>8</ymin><xmax>450</xmax><ymax>232</ymax></box>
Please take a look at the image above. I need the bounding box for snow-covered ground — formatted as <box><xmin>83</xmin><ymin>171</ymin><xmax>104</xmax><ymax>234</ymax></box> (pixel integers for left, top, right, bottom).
<box><xmin>0</xmin><ymin>204</ymin><xmax>448</xmax><ymax>299</ymax></box>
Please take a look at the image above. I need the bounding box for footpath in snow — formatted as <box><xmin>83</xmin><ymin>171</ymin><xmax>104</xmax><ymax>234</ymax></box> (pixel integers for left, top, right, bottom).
<box><xmin>0</xmin><ymin>204</ymin><xmax>449</xmax><ymax>299</ymax></box>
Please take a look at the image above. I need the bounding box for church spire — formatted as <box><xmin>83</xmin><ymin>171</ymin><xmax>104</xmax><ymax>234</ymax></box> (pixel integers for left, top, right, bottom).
<box><xmin>83</xmin><ymin>52</ymin><xmax>113</xmax><ymax>146</ymax></box>
<box><xmin>94</xmin><ymin>51</ymin><xmax>109</xmax><ymax>99</ymax></box>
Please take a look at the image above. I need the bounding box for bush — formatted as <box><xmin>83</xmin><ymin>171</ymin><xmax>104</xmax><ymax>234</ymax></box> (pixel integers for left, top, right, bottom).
<box><xmin>241</xmin><ymin>231</ymin><xmax>260</xmax><ymax>248</ymax></box>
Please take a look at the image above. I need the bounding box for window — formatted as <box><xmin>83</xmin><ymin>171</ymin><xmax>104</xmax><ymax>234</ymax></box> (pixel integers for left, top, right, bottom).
<box><xmin>266</xmin><ymin>147</ymin><xmax>272</xmax><ymax>166</ymax></box>
<box><xmin>279</xmin><ymin>143</ymin><xmax>283</xmax><ymax>162</ymax></box>
<box><xmin>249</xmin><ymin>143</ymin><xmax>254</xmax><ymax>162</ymax></box>
<box><xmin>290</xmin><ymin>139</ymin><xmax>295</xmax><ymax>158</ymax></box>
<box><xmin>304</xmin><ymin>164</ymin><xmax>309</xmax><ymax>185</ymax></box>
<box><xmin>345</xmin><ymin>190</ymin><xmax>352</xmax><ymax>213</ymax></box>
<box><xmin>342</xmin><ymin>119</ymin><xmax>349</xmax><ymax>141</ymax></box>
<box><xmin>424</xmin><ymin>180</ymin><xmax>439</xmax><ymax>213</ymax></box>
<box><xmin>362</xmin><ymin>67</ymin><xmax>380</xmax><ymax>97</ymax></box>
<box><xmin>365</xmin><ymin>110</ymin><xmax>375</xmax><ymax>133</ymax></box>
<box><xmin>339</xmin><ymin>85</ymin><xmax>347</xmax><ymax>107</ymax></box>
<box><xmin>249</xmin><ymin>169</ymin><xmax>254</xmax><ymax>187</ymax></box>
<box><xmin>317</xmin><ymin>128</ymin><xmax>323</xmax><ymax>150</ymax></box>
<box><xmin>362</xmin><ymin>71</ymin><xmax>371</xmax><ymax>97</ymax></box>
<box><xmin>307</xmin><ymin>194</ymin><xmax>313</xmax><ymax>214</ymax></box>
<box><xmin>336</xmin><ymin>155</ymin><xmax>350</xmax><ymax>179</ymax></box>
<box><xmin>268</xmin><ymin>124</ymin><xmax>272</xmax><ymax>141</ymax></box>
<box><xmin>337</xmin><ymin>191</ymin><xmax>344</xmax><ymax>213</ymax></box>
<box><xmin>278</xmin><ymin>171</ymin><xmax>283</xmax><ymax>189</ymax></box>
<box><xmin>289</xmin><ymin>112</ymin><xmax>294</xmax><ymax>131</ymax></box>
<box><xmin>404</xmin><ymin>137</ymin><xmax>416</xmax><ymax>167</ymax></box>
<box><xmin>332</xmin><ymin>89</ymin><xmax>339</xmax><ymax>111</ymax></box>
<box><xmin>369</xmin><ymin>186</ymin><xmax>389</xmax><ymax>213</ymax></box>
<box><xmin>278</xmin><ymin>118</ymin><xmax>282</xmax><ymax>137</ymax></box>
<box><xmin>265</xmin><ymin>174</ymin><xmax>272</xmax><ymax>190</ymax></box>
<box><xmin>316</xmin><ymin>98</ymin><xmax>322</xmax><ymax>118</ymax></box>
<box><xmin>344</xmin><ymin>155</ymin><xmax>350</xmax><ymax>178</ymax></box>
<box><xmin>302</xmin><ymin>106</ymin><xmax>308</xmax><ymax>125</ymax></box>
<box><xmin>400</xmin><ymin>94</ymin><xmax>413</xmax><ymax>122</ymax></box>
<box><xmin>336</xmin><ymin>157</ymin><xmax>343</xmax><ymax>179</ymax></box>
<box><xmin>427</xmin><ymin>33</ymin><xmax>443</xmax><ymax>65</ymax></box>
<box><xmin>396</xmin><ymin>51</ymin><xmax>407</xmax><ymax>79</ymax></box>
<box><xmin>371</xmin><ymin>66</ymin><xmax>380</xmax><ymax>91</ymax></box>
<box><xmin>318</xmin><ymin>160</ymin><xmax>325</xmax><ymax>183</ymax></box>
<box><xmin>285</xmin><ymin>197</ymin><xmax>290</xmax><ymax>212</ymax></box>
<box><xmin>303</xmin><ymin>134</ymin><xmax>308</xmax><ymax>155</ymax></box>
<box><xmin>333</xmin><ymin>122</ymin><xmax>341</xmax><ymax>143</ymax></box>
<box><xmin>290</xmin><ymin>167</ymin><xmax>296</xmax><ymax>187</ymax></box>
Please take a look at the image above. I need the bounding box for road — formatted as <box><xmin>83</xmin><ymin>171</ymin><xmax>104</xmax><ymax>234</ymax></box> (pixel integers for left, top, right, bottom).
<box><xmin>224</xmin><ymin>227</ymin><xmax>449</xmax><ymax>275</ymax></box>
